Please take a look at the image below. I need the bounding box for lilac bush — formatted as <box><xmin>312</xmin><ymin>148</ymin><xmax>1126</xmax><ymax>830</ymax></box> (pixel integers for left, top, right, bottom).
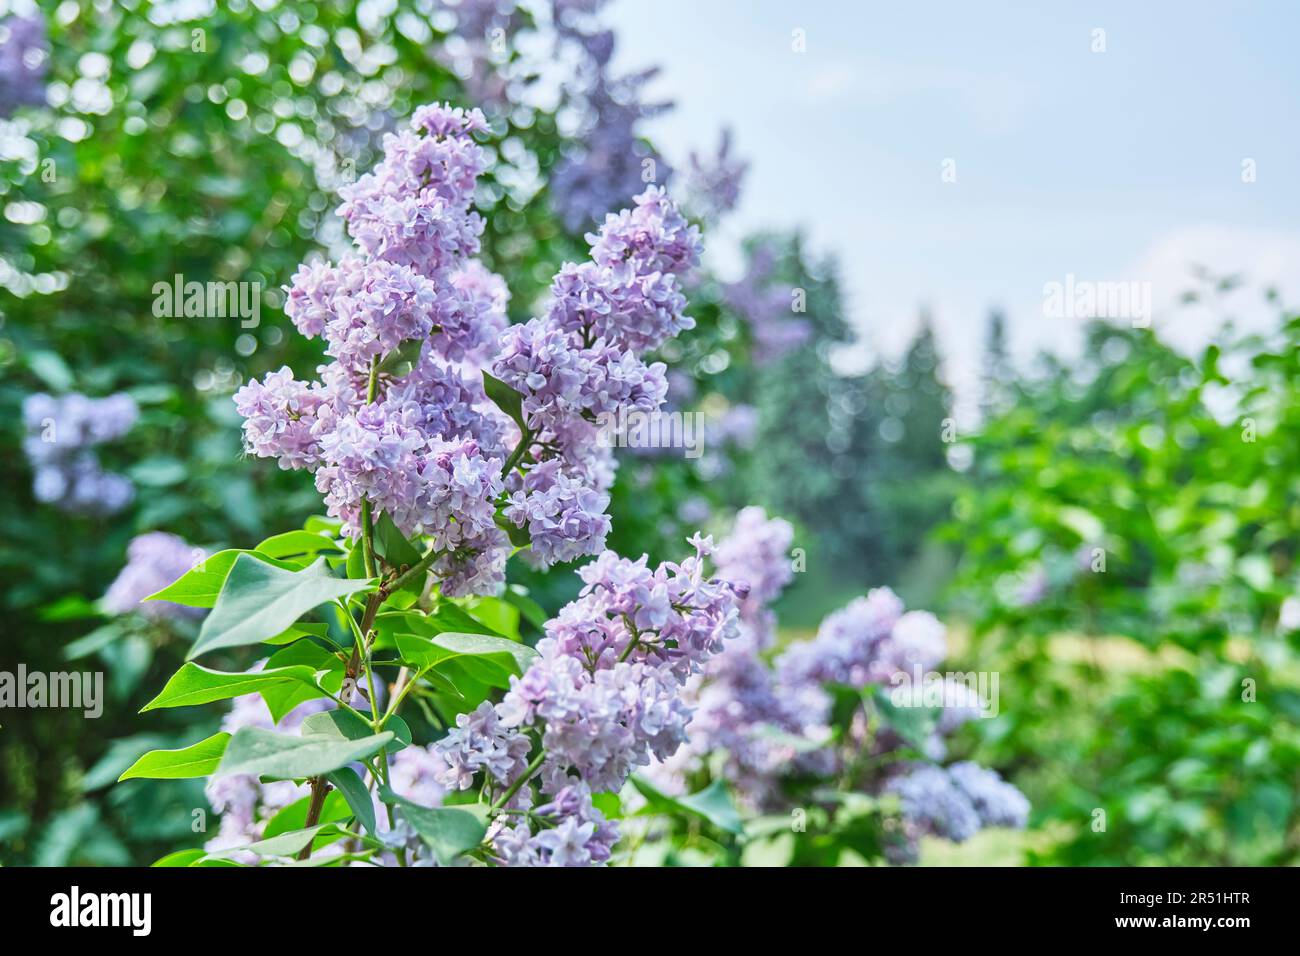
<box><xmin>122</xmin><ymin>99</ymin><xmax>738</xmax><ymax>868</ymax></box>
<box><xmin>643</xmin><ymin>507</ymin><xmax>1029</xmax><ymax>864</ymax></box>
<box><xmin>21</xmin><ymin>391</ymin><xmax>137</xmax><ymax>515</ymax></box>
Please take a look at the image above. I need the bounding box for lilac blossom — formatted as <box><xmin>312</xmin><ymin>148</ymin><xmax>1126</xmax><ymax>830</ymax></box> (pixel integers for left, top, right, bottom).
<box><xmin>488</xmin><ymin>184</ymin><xmax>699</xmax><ymax>565</ymax></box>
<box><xmin>22</xmin><ymin>392</ymin><xmax>138</xmax><ymax>515</ymax></box>
<box><xmin>547</xmin><ymin>4</ymin><xmax>672</xmax><ymax>233</ymax></box>
<box><xmin>1011</xmin><ymin>565</ymin><xmax>1049</xmax><ymax>607</ymax></box>
<box><xmin>645</xmin><ymin>509</ymin><xmax>812</xmax><ymax>803</ymax></box>
<box><xmin>947</xmin><ymin>761</ymin><xmax>1030</xmax><ymax>829</ymax></box>
<box><xmin>685</xmin><ymin>128</ymin><xmax>747</xmax><ymax>222</ymax></box>
<box><xmin>237</xmin><ymin>103</ymin><xmax>511</xmax><ymax>574</ymax></box>
<box><xmin>238</xmin><ymin>101</ymin><xmax>705</xmax><ymax>587</ymax></box>
<box><xmin>884</xmin><ymin>761</ymin><xmax>1028</xmax><ymax>862</ymax></box>
<box><xmin>713</xmin><ymin>506</ymin><xmax>794</xmax><ymax>630</ymax></box>
<box><xmin>776</xmin><ymin>588</ymin><xmax>906</xmax><ymax>690</ymax></box>
<box><xmin>645</xmin><ymin>511</ymin><xmax>1027</xmax><ymax>854</ymax></box>
<box><xmin>705</xmin><ymin>403</ymin><xmax>760</xmax><ymax>452</ymax></box>
<box><xmin>502</xmin><ymin>458</ymin><xmax>611</xmax><ymax>565</ymax></box>
<box><xmin>887</xmin><ymin>764</ymin><xmax>982</xmax><ymax>844</ymax></box>
<box><xmin>432</xmin><ymin>536</ymin><xmax>741</xmax><ymax>865</ymax></box>
<box><xmin>549</xmin><ymin>67</ymin><xmax>671</xmax><ymax>232</ymax></box>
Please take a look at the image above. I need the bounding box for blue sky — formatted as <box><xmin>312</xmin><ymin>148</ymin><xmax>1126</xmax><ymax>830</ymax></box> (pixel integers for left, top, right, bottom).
<box><xmin>606</xmin><ymin>0</ymin><xmax>1300</xmax><ymax>411</ymax></box>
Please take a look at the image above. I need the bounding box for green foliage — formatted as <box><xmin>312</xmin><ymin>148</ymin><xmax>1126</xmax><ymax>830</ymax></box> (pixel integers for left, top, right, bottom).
<box><xmin>947</xmin><ymin>302</ymin><xmax>1300</xmax><ymax>865</ymax></box>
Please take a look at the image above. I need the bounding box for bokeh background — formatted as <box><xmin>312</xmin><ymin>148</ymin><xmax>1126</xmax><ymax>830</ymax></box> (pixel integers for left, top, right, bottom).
<box><xmin>2</xmin><ymin>0</ymin><xmax>1298</xmax><ymax>866</ymax></box>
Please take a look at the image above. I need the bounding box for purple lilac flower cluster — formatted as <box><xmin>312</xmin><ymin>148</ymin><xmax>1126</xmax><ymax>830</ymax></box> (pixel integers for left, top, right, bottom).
<box><xmin>492</xmin><ymin>185</ymin><xmax>702</xmax><ymax>565</ymax></box>
<box><xmin>235</xmin><ymin>104</ymin><xmax>511</xmax><ymax>594</ymax></box>
<box><xmin>431</xmin><ymin>535</ymin><xmax>740</xmax><ymax>866</ymax></box>
<box><xmin>102</xmin><ymin>532</ymin><xmax>208</xmax><ymax>622</ymax></box>
<box><xmin>548</xmin><ymin>2</ymin><xmax>672</xmax><ymax>231</ymax></box>
<box><xmin>0</xmin><ymin>8</ymin><xmax>47</xmax><ymax>117</ymax></box>
<box><xmin>885</xmin><ymin>761</ymin><xmax>1029</xmax><ymax>860</ymax></box>
<box><xmin>646</xmin><ymin>509</ymin><xmax>1029</xmax><ymax>860</ymax></box>
<box><xmin>430</xmin><ymin>0</ymin><xmax>523</xmax><ymax>111</ymax></box>
<box><xmin>647</xmin><ymin>508</ymin><xmax>820</xmax><ymax>802</ymax></box>
<box><xmin>685</xmin><ymin>128</ymin><xmax>748</xmax><ymax>222</ymax></box>
<box><xmin>237</xmin><ymin>101</ymin><xmax>704</xmax><ymax>592</ymax></box>
<box><xmin>21</xmin><ymin>392</ymin><xmax>138</xmax><ymax>515</ymax></box>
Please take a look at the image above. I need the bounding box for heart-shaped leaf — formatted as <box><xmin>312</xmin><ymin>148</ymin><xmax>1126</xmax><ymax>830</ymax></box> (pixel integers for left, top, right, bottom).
<box><xmin>189</xmin><ymin>555</ymin><xmax>373</xmax><ymax>660</ymax></box>
<box><xmin>629</xmin><ymin>775</ymin><xmax>744</xmax><ymax>835</ymax></box>
<box><xmin>215</xmin><ymin>726</ymin><xmax>394</xmax><ymax>779</ymax></box>
<box><xmin>395</xmin><ymin>631</ymin><xmax>536</xmax><ymax>676</ymax></box>
<box><xmin>300</xmin><ymin>708</ymin><xmax>411</xmax><ymax>754</ymax></box>
<box><xmin>254</xmin><ymin>531</ymin><xmax>345</xmax><ymax>562</ymax></box>
<box><xmin>373</xmin><ymin>511</ymin><xmax>422</xmax><ymax>568</ymax></box>
<box><xmin>146</xmin><ymin>549</ymin><xmax>298</xmax><ymax>609</ymax></box>
<box><xmin>204</xmin><ymin>823</ymin><xmax>346</xmax><ymax>860</ymax></box>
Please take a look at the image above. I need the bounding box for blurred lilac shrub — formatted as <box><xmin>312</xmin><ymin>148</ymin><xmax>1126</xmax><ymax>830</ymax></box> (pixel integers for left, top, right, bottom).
<box><xmin>22</xmin><ymin>392</ymin><xmax>138</xmax><ymax>515</ymax></box>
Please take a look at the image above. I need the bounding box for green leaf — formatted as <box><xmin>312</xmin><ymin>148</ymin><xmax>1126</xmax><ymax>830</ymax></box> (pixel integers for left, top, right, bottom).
<box><xmin>629</xmin><ymin>775</ymin><xmax>745</xmax><ymax>835</ymax></box>
<box><xmin>590</xmin><ymin>791</ymin><xmax>622</xmax><ymax>819</ymax></box>
<box><xmin>304</xmin><ymin>515</ymin><xmax>343</xmax><ymax>537</ymax></box>
<box><xmin>206</xmin><ymin>823</ymin><xmax>344</xmax><ymax>860</ymax></box>
<box><xmin>64</xmin><ymin>623</ymin><xmax>125</xmax><ymax>660</ymax></box>
<box><xmin>118</xmin><ymin>733</ymin><xmax>231</xmax><ymax>781</ymax></box>
<box><xmin>26</xmin><ymin>349</ymin><xmax>74</xmax><ymax>390</ymax></box>
<box><xmin>128</xmin><ymin>455</ymin><xmax>187</xmax><ymax>487</ymax></box>
<box><xmin>394</xmin><ymin>630</ymin><xmax>538</xmax><ymax>714</ymax></box>
<box><xmin>482</xmin><ymin>370</ymin><xmax>526</xmax><ymax>430</ymax></box>
<box><xmin>395</xmin><ymin>631</ymin><xmax>536</xmax><ymax>685</ymax></box>
<box><xmin>189</xmin><ymin>555</ymin><xmax>374</xmax><ymax>660</ymax></box>
<box><xmin>260</xmin><ymin>640</ymin><xmax>344</xmax><ymax>723</ymax></box>
<box><xmin>346</xmin><ymin>541</ymin><xmax>367</xmax><ymax>579</ymax></box>
<box><xmin>39</xmin><ymin>595</ymin><xmax>101</xmax><ymax>621</ymax></box>
<box><xmin>496</xmin><ymin>509</ymin><xmax>532</xmax><ymax>548</ymax></box>
<box><xmin>871</xmin><ymin>687</ymin><xmax>938</xmax><ymax>753</ymax></box>
<box><xmin>373</xmin><ymin>511</ymin><xmax>422</xmax><ymax>568</ymax></box>
<box><xmin>255</xmin><ymin>530</ymin><xmax>344</xmax><ymax>561</ymax></box>
<box><xmin>429</xmin><ymin>602</ymin><xmax>506</xmax><ymax>637</ymax></box>
<box><xmin>378</xmin><ymin>337</ymin><xmax>426</xmax><ymax>378</ymax></box>
<box><xmin>262</xmin><ymin>790</ymin><xmax>351</xmax><ymax>838</ymax></box>
<box><xmin>145</xmin><ymin>549</ymin><xmax>294</xmax><ymax>609</ymax></box>
<box><xmin>300</xmin><ymin>708</ymin><xmax>411</xmax><ymax>754</ymax></box>
<box><xmin>152</xmin><ymin>849</ymin><xmax>205</xmax><ymax>867</ymax></box>
<box><xmin>327</xmin><ymin>767</ymin><xmax>377</xmax><ymax>835</ymax></box>
<box><xmin>676</xmin><ymin>780</ymin><xmax>745</xmax><ymax>835</ymax></box>
<box><xmin>140</xmin><ymin>662</ymin><xmax>320</xmax><ymax>712</ymax></box>
<box><xmin>82</xmin><ymin>733</ymin><xmax>170</xmax><ymax>790</ymax></box>
<box><xmin>216</xmin><ymin>727</ymin><xmax>394</xmax><ymax>779</ymax></box>
<box><xmin>380</xmin><ymin>788</ymin><xmax>486</xmax><ymax>865</ymax></box>
<box><xmin>465</xmin><ymin>596</ymin><xmax>521</xmax><ymax>641</ymax></box>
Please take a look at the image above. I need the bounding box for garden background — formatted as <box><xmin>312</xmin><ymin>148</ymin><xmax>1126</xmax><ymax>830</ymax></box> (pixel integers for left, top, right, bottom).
<box><xmin>2</xmin><ymin>0</ymin><xmax>1297</xmax><ymax>866</ymax></box>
